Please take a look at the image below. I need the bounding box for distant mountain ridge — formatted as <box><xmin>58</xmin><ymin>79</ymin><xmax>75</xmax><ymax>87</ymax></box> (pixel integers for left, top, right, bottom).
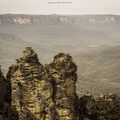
<box><xmin>0</xmin><ymin>14</ymin><xmax>120</xmax><ymax>24</ymax></box>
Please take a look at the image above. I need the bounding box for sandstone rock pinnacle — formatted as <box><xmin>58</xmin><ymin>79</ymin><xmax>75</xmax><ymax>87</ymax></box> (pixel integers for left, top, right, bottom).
<box><xmin>7</xmin><ymin>48</ymin><xmax>79</xmax><ymax>120</ymax></box>
<box><xmin>48</xmin><ymin>53</ymin><xmax>79</xmax><ymax>120</ymax></box>
<box><xmin>7</xmin><ymin>47</ymin><xmax>54</xmax><ymax>120</ymax></box>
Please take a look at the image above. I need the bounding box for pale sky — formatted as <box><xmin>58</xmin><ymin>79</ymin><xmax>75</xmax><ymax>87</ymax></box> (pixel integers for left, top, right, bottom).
<box><xmin>0</xmin><ymin>0</ymin><xmax>120</xmax><ymax>15</ymax></box>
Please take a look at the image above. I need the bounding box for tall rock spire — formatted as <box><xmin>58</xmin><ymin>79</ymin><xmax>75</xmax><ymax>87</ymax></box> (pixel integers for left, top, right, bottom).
<box><xmin>7</xmin><ymin>48</ymin><xmax>79</xmax><ymax>120</ymax></box>
<box><xmin>48</xmin><ymin>53</ymin><xmax>79</xmax><ymax>120</ymax></box>
<box><xmin>8</xmin><ymin>47</ymin><xmax>54</xmax><ymax>120</ymax></box>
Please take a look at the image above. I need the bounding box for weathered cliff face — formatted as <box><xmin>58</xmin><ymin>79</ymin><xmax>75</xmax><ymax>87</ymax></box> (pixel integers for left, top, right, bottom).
<box><xmin>0</xmin><ymin>67</ymin><xmax>18</xmax><ymax>120</ymax></box>
<box><xmin>7</xmin><ymin>47</ymin><xmax>54</xmax><ymax>120</ymax></box>
<box><xmin>48</xmin><ymin>53</ymin><xmax>78</xmax><ymax>120</ymax></box>
<box><xmin>7</xmin><ymin>47</ymin><xmax>79</xmax><ymax>120</ymax></box>
<box><xmin>0</xmin><ymin>14</ymin><xmax>119</xmax><ymax>24</ymax></box>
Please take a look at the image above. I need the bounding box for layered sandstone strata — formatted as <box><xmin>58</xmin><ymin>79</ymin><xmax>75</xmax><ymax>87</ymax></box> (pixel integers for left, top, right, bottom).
<box><xmin>7</xmin><ymin>47</ymin><xmax>54</xmax><ymax>120</ymax></box>
<box><xmin>48</xmin><ymin>53</ymin><xmax>78</xmax><ymax>120</ymax></box>
<box><xmin>7</xmin><ymin>47</ymin><xmax>79</xmax><ymax>120</ymax></box>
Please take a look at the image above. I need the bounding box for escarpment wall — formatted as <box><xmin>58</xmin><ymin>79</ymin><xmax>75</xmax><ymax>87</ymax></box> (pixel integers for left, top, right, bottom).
<box><xmin>0</xmin><ymin>14</ymin><xmax>119</xmax><ymax>24</ymax></box>
<box><xmin>4</xmin><ymin>47</ymin><xmax>79</xmax><ymax>120</ymax></box>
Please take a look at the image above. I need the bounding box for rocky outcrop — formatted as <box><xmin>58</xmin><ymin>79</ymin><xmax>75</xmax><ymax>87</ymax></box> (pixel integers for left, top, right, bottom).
<box><xmin>7</xmin><ymin>47</ymin><xmax>79</xmax><ymax>120</ymax></box>
<box><xmin>7</xmin><ymin>47</ymin><xmax>54</xmax><ymax>120</ymax></box>
<box><xmin>0</xmin><ymin>66</ymin><xmax>11</xmax><ymax>107</ymax></box>
<box><xmin>48</xmin><ymin>53</ymin><xmax>79</xmax><ymax>120</ymax></box>
<box><xmin>1</xmin><ymin>47</ymin><xmax>120</xmax><ymax>120</ymax></box>
<box><xmin>9</xmin><ymin>47</ymin><xmax>54</xmax><ymax>120</ymax></box>
<box><xmin>0</xmin><ymin>67</ymin><xmax>18</xmax><ymax>120</ymax></box>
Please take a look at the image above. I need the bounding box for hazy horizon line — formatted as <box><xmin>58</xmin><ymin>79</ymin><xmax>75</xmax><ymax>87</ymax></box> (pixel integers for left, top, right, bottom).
<box><xmin>0</xmin><ymin>13</ymin><xmax>120</xmax><ymax>16</ymax></box>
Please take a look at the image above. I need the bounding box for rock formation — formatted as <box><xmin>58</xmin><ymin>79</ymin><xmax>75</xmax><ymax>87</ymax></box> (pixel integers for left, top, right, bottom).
<box><xmin>0</xmin><ymin>66</ymin><xmax>18</xmax><ymax>120</ymax></box>
<box><xmin>1</xmin><ymin>47</ymin><xmax>120</xmax><ymax>120</ymax></box>
<box><xmin>0</xmin><ymin>66</ymin><xmax>11</xmax><ymax>107</ymax></box>
<box><xmin>48</xmin><ymin>53</ymin><xmax>79</xmax><ymax>120</ymax></box>
<box><xmin>7</xmin><ymin>47</ymin><xmax>79</xmax><ymax>120</ymax></box>
<box><xmin>7</xmin><ymin>47</ymin><xmax>54</xmax><ymax>120</ymax></box>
